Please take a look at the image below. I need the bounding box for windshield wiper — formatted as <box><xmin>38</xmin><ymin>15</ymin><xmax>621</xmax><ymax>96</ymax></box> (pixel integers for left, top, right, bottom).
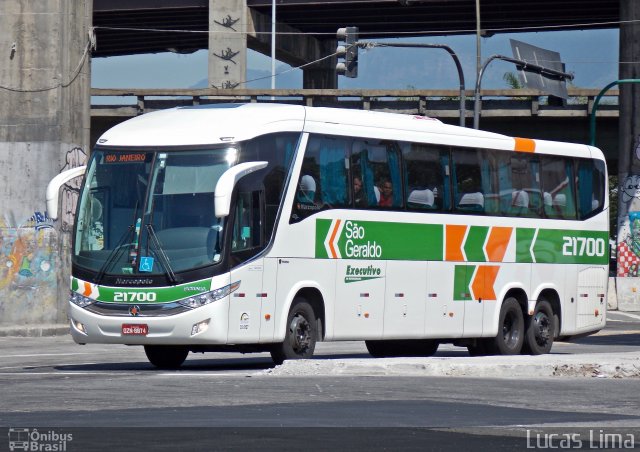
<box><xmin>146</xmin><ymin>224</ymin><xmax>180</xmax><ymax>285</ymax></box>
<box><xmin>93</xmin><ymin>225</ymin><xmax>135</xmax><ymax>284</ymax></box>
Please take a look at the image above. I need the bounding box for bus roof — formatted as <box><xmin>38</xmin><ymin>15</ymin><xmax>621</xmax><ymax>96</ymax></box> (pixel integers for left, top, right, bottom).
<box><xmin>96</xmin><ymin>103</ymin><xmax>602</xmax><ymax>161</ymax></box>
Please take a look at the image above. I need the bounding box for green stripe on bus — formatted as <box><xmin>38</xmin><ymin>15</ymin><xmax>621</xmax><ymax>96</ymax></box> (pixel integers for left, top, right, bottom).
<box><xmin>453</xmin><ymin>265</ymin><xmax>474</xmax><ymax>301</ymax></box>
<box><xmin>464</xmin><ymin>226</ymin><xmax>489</xmax><ymax>262</ymax></box>
<box><xmin>516</xmin><ymin>228</ymin><xmax>536</xmax><ymax>263</ymax></box>
<box><xmin>72</xmin><ymin>277</ymin><xmax>213</xmax><ymax>303</ymax></box>
<box><xmin>317</xmin><ymin>219</ymin><xmax>443</xmax><ymax>260</ymax></box>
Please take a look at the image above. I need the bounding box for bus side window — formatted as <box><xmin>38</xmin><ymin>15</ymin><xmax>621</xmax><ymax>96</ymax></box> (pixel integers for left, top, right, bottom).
<box><xmin>452</xmin><ymin>148</ymin><xmax>484</xmax><ymax>213</ymax></box>
<box><xmin>352</xmin><ymin>140</ymin><xmax>402</xmax><ymax>208</ymax></box>
<box><xmin>541</xmin><ymin>157</ymin><xmax>577</xmax><ymax>220</ymax></box>
<box><xmin>291</xmin><ymin>135</ymin><xmax>348</xmax><ymax>223</ymax></box>
<box><xmin>401</xmin><ymin>142</ymin><xmax>448</xmax><ymax>211</ymax></box>
<box><xmin>232</xmin><ymin>191</ymin><xmax>262</xmax><ymax>254</ymax></box>
<box><xmin>577</xmin><ymin>159</ymin><xmax>605</xmax><ymax>219</ymax></box>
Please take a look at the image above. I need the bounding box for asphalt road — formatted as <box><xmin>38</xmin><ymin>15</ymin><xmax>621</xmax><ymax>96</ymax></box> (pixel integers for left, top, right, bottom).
<box><xmin>0</xmin><ymin>311</ymin><xmax>639</xmax><ymax>451</ymax></box>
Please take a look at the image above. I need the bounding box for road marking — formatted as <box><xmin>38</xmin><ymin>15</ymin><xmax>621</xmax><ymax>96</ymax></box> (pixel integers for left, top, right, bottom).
<box><xmin>610</xmin><ymin>311</ymin><xmax>640</xmax><ymax>321</ymax></box>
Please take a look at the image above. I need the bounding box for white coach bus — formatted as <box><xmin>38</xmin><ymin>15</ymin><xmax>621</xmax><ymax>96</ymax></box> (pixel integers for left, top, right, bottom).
<box><xmin>47</xmin><ymin>103</ymin><xmax>609</xmax><ymax>368</ymax></box>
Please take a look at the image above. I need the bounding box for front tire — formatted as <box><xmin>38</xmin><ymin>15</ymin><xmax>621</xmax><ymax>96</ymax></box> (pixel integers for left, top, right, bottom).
<box><xmin>144</xmin><ymin>345</ymin><xmax>189</xmax><ymax>369</ymax></box>
<box><xmin>489</xmin><ymin>297</ymin><xmax>524</xmax><ymax>355</ymax></box>
<box><xmin>523</xmin><ymin>300</ymin><xmax>555</xmax><ymax>355</ymax></box>
<box><xmin>271</xmin><ymin>298</ymin><xmax>317</xmax><ymax>365</ymax></box>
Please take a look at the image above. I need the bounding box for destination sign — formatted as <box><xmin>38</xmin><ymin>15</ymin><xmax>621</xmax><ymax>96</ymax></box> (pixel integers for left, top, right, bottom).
<box><xmin>104</xmin><ymin>153</ymin><xmax>147</xmax><ymax>164</ymax></box>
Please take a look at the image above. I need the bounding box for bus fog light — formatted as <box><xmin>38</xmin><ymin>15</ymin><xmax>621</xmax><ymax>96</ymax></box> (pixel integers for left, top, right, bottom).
<box><xmin>191</xmin><ymin>319</ymin><xmax>210</xmax><ymax>336</ymax></box>
<box><xmin>72</xmin><ymin>319</ymin><xmax>87</xmax><ymax>334</ymax></box>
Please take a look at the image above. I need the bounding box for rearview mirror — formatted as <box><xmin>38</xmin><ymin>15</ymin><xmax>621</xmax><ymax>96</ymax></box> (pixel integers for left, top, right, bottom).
<box><xmin>46</xmin><ymin>165</ymin><xmax>87</xmax><ymax>220</ymax></box>
<box><xmin>214</xmin><ymin>161</ymin><xmax>267</xmax><ymax>218</ymax></box>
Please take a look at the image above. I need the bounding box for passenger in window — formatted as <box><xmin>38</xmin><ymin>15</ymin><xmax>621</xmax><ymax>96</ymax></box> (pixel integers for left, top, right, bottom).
<box><xmin>378</xmin><ymin>179</ymin><xmax>394</xmax><ymax>207</ymax></box>
<box><xmin>291</xmin><ymin>175</ymin><xmax>322</xmax><ymax>221</ymax></box>
<box><xmin>353</xmin><ymin>176</ymin><xmax>368</xmax><ymax>207</ymax></box>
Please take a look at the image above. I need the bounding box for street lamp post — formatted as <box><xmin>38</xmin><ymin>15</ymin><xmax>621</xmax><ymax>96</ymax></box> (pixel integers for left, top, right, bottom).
<box><xmin>473</xmin><ymin>54</ymin><xmax>574</xmax><ymax>129</ymax></box>
<box><xmin>356</xmin><ymin>41</ymin><xmax>467</xmax><ymax>127</ymax></box>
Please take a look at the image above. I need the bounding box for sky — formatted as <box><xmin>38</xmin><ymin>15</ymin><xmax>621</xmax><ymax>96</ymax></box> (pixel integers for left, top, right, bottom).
<box><xmin>91</xmin><ymin>28</ymin><xmax>619</xmax><ymax>97</ymax></box>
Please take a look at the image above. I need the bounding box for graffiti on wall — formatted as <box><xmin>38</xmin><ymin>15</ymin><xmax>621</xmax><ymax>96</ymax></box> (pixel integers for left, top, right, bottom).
<box><xmin>0</xmin><ymin>145</ymin><xmax>86</xmax><ymax>325</ymax></box>
<box><xmin>60</xmin><ymin>147</ymin><xmax>87</xmax><ymax>232</ymax></box>
<box><xmin>0</xmin><ymin>228</ymin><xmax>58</xmax><ymax>324</ymax></box>
<box><xmin>617</xmin><ymin>175</ymin><xmax>640</xmax><ymax>277</ymax></box>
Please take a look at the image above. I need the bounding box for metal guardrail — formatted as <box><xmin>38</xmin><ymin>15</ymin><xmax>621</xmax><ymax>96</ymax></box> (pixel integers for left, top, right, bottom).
<box><xmin>91</xmin><ymin>88</ymin><xmax>621</xmax><ymax>120</ymax></box>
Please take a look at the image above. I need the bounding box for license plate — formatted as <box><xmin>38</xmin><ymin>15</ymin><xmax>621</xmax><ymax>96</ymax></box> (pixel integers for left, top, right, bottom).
<box><xmin>122</xmin><ymin>324</ymin><xmax>148</xmax><ymax>336</ymax></box>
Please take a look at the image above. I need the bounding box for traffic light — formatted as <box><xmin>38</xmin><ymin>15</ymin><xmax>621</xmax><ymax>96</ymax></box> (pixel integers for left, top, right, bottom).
<box><xmin>336</xmin><ymin>26</ymin><xmax>359</xmax><ymax>78</ymax></box>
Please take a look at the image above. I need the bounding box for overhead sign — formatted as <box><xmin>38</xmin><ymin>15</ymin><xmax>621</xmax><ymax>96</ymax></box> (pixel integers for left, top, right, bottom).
<box><xmin>510</xmin><ymin>39</ymin><xmax>569</xmax><ymax>99</ymax></box>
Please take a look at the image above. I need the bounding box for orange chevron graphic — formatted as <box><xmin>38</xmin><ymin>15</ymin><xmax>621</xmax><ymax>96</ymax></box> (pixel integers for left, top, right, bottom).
<box><xmin>485</xmin><ymin>227</ymin><xmax>512</xmax><ymax>262</ymax></box>
<box><xmin>328</xmin><ymin>219</ymin><xmax>342</xmax><ymax>259</ymax></box>
<box><xmin>471</xmin><ymin>265</ymin><xmax>500</xmax><ymax>300</ymax></box>
<box><xmin>83</xmin><ymin>281</ymin><xmax>92</xmax><ymax>297</ymax></box>
<box><xmin>446</xmin><ymin>224</ymin><xmax>467</xmax><ymax>261</ymax></box>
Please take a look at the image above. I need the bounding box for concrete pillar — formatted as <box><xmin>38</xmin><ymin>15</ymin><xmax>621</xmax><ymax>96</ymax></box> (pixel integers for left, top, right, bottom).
<box><xmin>615</xmin><ymin>0</ymin><xmax>640</xmax><ymax>310</ymax></box>
<box><xmin>0</xmin><ymin>0</ymin><xmax>92</xmax><ymax>330</ymax></box>
<box><xmin>209</xmin><ymin>0</ymin><xmax>247</xmax><ymax>89</ymax></box>
<box><xmin>303</xmin><ymin>38</ymin><xmax>338</xmax><ymax>89</ymax></box>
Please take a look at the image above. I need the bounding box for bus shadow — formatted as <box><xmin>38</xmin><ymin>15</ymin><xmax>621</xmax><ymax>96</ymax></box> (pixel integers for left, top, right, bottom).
<box><xmin>561</xmin><ymin>333</ymin><xmax>640</xmax><ymax>347</ymax></box>
<box><xmin>52</xmin><ymin>356</ymin><xmax>277</xmax><ymax>373</ymax></box>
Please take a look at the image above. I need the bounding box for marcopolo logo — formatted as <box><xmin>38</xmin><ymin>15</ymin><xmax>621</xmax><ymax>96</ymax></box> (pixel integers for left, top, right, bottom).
<box><xmin>8</xmin><ymin>428</ymin><xmax>73</xmax><ymax>451</ymax></box>
<box><xmin>345</xmin><ymin>264</ymin><xmax>383</xmax><ymax>283</ymax></box>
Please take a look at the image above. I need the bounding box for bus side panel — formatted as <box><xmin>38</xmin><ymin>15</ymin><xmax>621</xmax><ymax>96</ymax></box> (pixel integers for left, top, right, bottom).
<box><xmin>383</xmin><ymin>260</ymin><xmax>427</xmax><ymax>339</ymax></box>
<box><xmin>531</xmin><ymin>263</ymin><xmax>569</xmax><ymax>332</ymax></box>
<box><xmin>227</xmin><ymin>259</ymin><xmax>264</xmax><ymax>343</ymax></box>
<box><xmin>333</xmin><ymin>260</ymin><xmax>385</xmax><ymax>340</ymax></box>
<box><xmin>561</xmin><ymin>264</ymin><xmax>578</xmax><ymax>335</ymax></box>
<box><xmin>259</xmin><ymin>257</ymin><xmax>279</xmax><ymax>343</ymax></box>
<box><xmin>424</xmin><ymin>262</ymin><xmax>464</xmax><ymax>339</ymax></box>
<box><xmin>575</xmin><ymin>265</ymin><xmax>607</xmax><ymax>333</ymax></box>
<box><xmin>273</xmin><ymin>257</ymin><xmax>337</xmax><ymax>343</ymax></box>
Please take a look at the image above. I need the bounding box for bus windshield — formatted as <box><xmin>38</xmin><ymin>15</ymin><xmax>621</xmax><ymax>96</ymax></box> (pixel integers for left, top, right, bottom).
<box><xmin>74</xmin><ymin>147</ymin><xmax>237</xmax><ymax>277</ymax></box>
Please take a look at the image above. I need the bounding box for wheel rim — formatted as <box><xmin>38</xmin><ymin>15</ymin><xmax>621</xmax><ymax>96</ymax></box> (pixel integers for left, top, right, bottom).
<box><xmin>288</xmin><ymin>312</ymin><xmax>311</xmax><ymax>354</ymax></box>
<box><xmin>533</xmin><ymin>311</ymin><xmax>551</xmax><ymax>347</ymax></box>
<box><xmin>502</xmin><ymin>310</ymin><xmax>520</xmax><ymax>348</ymax></box>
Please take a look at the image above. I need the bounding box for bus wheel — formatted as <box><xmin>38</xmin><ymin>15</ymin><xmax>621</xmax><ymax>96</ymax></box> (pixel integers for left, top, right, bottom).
<box><xmin>491</xmin><ymin>297</ymin><xmax>524</xmax><ymax>355</ymax></box>
<box><xmin>144</xmin><ymin>345</ymin><xmax>189</xmax><ymax>369</ymax></box>
<box><xmin>523</xmin><ymin>300</ymin><xmax>555</xmax><ymax>355</ymax></box>
<box><xmin>271</xmin><ymin>298</ymin><xmax>317</xmax><ymax>365</ymax></box>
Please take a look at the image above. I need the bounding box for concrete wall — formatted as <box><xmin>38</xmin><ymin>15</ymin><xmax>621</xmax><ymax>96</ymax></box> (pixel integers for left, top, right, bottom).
<box><xmin>0</xmin><ymin>0</ymin><xmax>92</xmax><ymax>328</ymax></box>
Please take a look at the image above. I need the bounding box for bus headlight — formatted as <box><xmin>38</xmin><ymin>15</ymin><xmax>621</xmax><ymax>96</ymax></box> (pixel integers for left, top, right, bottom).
<box><xmin>70</xmin><ymin>291</ymin><xmax>96</xmax><ymax>308</ymax></box>
<box><xmin>178</xmin><ymin>281</ymin><xmax>240</xmax><ymax>308</ymax></box>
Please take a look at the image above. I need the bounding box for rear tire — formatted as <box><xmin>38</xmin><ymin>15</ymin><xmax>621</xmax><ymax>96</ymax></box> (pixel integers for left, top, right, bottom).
<box><xmin>144</xmin><ymin>345</ymin><xmax>189</xmax><ymax>369</ymax></box>
<box><xmin>271</xmin><ymin>298</ymin><xmax>317</xmax><ymax>365</ymax></box>
<box><xmin>490</xmin><ymin>297</ymin><xmax>524</xmax><ymax>355</ymax></box>
<box><xmin>365</xmin><ymin>339</ymin><xmax>439</xmax><ymax>357</ymax></box>
<box><xmin>523</xmin><ymin>300</ymin><xmax>555</xmax><ymax>355</ymax></box>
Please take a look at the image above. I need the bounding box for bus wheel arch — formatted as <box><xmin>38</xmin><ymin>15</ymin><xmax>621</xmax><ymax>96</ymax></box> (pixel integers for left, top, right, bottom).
<box><xmin>490</xmin><ymin>290</ymin><xmax>526</xmax><ymax>355</ymax></box>
<box><xmin>270</xmin><ymin>288</ymin><xmax>326</xmax><ymax>365</ymax></box>
<box><xmin>523</xmin><ymin>293</ymin><xmax>557</xmax><ymax>355</ymax></box>
<box><xmin>537</xmin><ymin>289</ymin><xmax>561</xmax><ymax>339</ymax></box>
<box><xmin>295</xmin><ymin>287</ymin><xmax>326</xmax><ymax>342</ymax></box>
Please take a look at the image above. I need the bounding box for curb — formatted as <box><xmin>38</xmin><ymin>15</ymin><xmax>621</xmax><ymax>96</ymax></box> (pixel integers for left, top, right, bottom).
<box><xmin>0</xmin><ymin>324</ymin><xmax>69</xmax><ymax>337</ymax></box>
<box><xmin>264</xmin><ymin>354</ymin><xmax>640</xmax><ymax>379</ymax></box>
